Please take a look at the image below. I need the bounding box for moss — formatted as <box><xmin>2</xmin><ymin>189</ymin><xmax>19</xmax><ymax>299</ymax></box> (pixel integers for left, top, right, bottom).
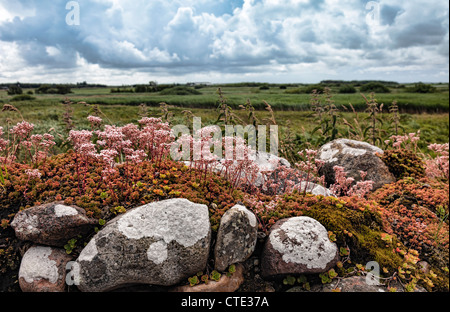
<box><xmin>354</xmin><ymin>225</ymin><xmax>403</xmax><ymax>271</ymax></box>
<box><xmin>381</xmin><ymin>148</ymin><xmax>426</xmax><ymax>180</ymax></box>
<box><xmin>301</xmin><ymin>199</ymin><xmax>403</xmax><ymax>272</ymax></box>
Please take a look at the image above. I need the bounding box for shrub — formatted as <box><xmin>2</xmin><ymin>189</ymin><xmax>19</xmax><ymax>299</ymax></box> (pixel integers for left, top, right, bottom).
<box><xmin>159</xmin><ymin>86</ymin><xmax>202</xmax><ymax>96</ymax></box>
<box><xmin>36</xmin><ymin>84</ymin><xmax>72</xmax><ymax>94</ymax></box>
<box><xmin>7</xmin><ymin>85</ymin><xmax>23</xmax><ymax>96</ymax></box>
<box><xmin>10</xmin><ymin>94</ymin><xmax>36</xmax><ymax>102</ymax></box>
<box><xmin>110</xmin><ymin>87</ymin><xmax>134</xmax><ymax>93</ymax></box>
<box><xmin>338</xmin><ymin>85</ymin><xmax>356</xmax><ymax>94</ymax></box>
<box><xmin>360</xmin><ymin>82</ymin><xmax>391</xmax><ymax>93</ymax></box>
<box><xmin>407</xmin><ymin>83</ymin><xmax>436</xmax><ymax>94</ymax></box>
<box><xmin>285</xmin><ymin>85</ymin><xmax>325</xmax><ymax>94</ymax></box>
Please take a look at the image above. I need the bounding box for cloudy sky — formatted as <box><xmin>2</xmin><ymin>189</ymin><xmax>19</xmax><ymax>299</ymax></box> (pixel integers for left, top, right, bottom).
<box><xmin>0</xmin><ymin>0</ymin><xmax>448</xmax><ymax>85</ymax></box>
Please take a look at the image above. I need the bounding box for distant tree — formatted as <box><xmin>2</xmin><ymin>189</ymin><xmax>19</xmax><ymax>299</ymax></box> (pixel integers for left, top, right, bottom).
<box><xmin>36</xmin><ymin>84</ymin><xmax>72</xmax><ymax>94</ymax></box>
<box><xmin>360</xmin><ymin>82</ymin><xmax>391</xmax><ymax>93</ymax></box>
<box><xmin>7</xmin><ymin>85</ymin><xmax>23</xmax><ymax>95</ymax></box>
<box><xmin>303</xmin><ymin>84</ymin><xmax>325</xmax><ymax>94</ymax></box>
<box><xmin>338</xmin><ymin>85</ymin><xmax>357</xmax><ymax>94</ymax></box>
<box><xmin>406</xmin><ymin>82</ymin><xmax>436</xmax><ymax>93</ymax></box>
<box><xmin>134</xmin><ymin>85</ymin><xmax>148</xmax><ymax>93</ymax></box>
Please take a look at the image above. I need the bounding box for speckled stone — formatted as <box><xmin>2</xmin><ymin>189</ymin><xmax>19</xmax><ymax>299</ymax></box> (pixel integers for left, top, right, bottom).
<box><xmin>317</xmin><ymin>139</ymin><xmax>395</xmax><ymax>190</ymax></box>
<box><xmin>19</xmin><ymin>245</ymin><xmax>72</xmax><ymax>292</ymax></box>
<box><xmin>261</xmin><ymin>216</ymin><xmax>339</xmax><ymax>278</ymax></box>
<box><xmin>75</xmin><ymin>198</ymin><xmax>211</xmax><ymax>292</ymax></box>
<box><xmin>214</xmin><ymin>205</ymin><xmax>258</xmax><ymax>271</ymax></box>
<box><xmin>11</xmin><ymin>201</ymin><xmax>97</xmax><ymax>247</ymax></box>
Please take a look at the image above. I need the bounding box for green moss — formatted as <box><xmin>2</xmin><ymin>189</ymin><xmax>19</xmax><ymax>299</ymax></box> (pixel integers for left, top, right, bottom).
<box><xmin>381</xmin><ymin>148</ymin><xmax>426</xmax><ymax>180</ymax></box>
<box><xmin>301</xmin><ymin>200</ymin><xmax>403</xmax><ymax>272</ymax></box>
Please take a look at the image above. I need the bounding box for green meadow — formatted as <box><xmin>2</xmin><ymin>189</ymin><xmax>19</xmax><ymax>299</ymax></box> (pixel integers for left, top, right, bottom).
<box><xmin>1</xmin><ymin>83</ymin><xmax>448</xmax><ymax>158</ymax></box>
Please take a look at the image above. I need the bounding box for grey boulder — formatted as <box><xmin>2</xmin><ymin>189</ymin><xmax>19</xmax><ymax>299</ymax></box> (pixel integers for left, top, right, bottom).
<box><xmin>214</xmin><ymin>205</ymin><xmax>258</xmax><ymax>271</ymax></box>
<box><xmin>261</xmin><ymin>216</ymin><xmax>339</xmax><ymax>278</ymax></box>
<box><xmin>317</xmin><ymin>139</ymin><xmax>395</xmax><ymax>191</ymax></box>
<box><xmin>11</xmin><ymin>201</ymin><xmax>97</xmax><ymax>247</ymax></box>
<box><xmin>75</xmin><ymin>198</ymin><xmax>211</xmax><ymax>292</ymax></box>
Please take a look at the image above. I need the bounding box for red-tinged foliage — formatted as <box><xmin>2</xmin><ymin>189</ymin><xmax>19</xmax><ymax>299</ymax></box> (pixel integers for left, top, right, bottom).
<box><xmin>0</xmin><ymin>151</ymin><xmax>242</xmax><ymax>231</ymax></box>
<box><xmin>1</xmin><ymin>117</ymin><xmax>449</xmax><ymax>292</ymax></box>
<box><xmin>371</xmin><ymin>177</ymin><xmax>449</xmax><ymax>270</ymax></box>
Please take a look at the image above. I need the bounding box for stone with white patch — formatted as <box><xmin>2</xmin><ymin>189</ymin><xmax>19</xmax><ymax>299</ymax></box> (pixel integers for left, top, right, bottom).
<box><xmin>75</xmin><ymin>198</ymin><xmax>211</xmax><ymax>292</ymax></box>
<box><xmin>214</xmin><ymin>205</ymin><xmax>258</xmax><ymax>271</ymax></box>
<box><xmin>11</xmin><ymin>201</ymin><xmax>97</xmax><ymax>247</ymax></box>
<box><xmin>19</xmin><ymin>245</ymin><xmax>72</xmax><ymax>292</ymax></box>
<box><xmin>54</xmin><ymin>204</ymin><xmax>78</xmax><ymax>217</ymax></box>
<box><xmin>317</xmin><ymin>139</ymin><xmax>395</xmax><ymax>191</ymax></box>
<box><xmin>261</xmin><ymin>216</ymin><xmax>339</xmax><ymax>278</ymax></box>
<box><xmin>296</xmin><ymin>181</ymin><xmax>335</xmax><ymax>197</ymax></box>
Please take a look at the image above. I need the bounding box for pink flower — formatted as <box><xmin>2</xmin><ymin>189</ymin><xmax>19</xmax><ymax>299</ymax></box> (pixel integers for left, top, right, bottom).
<box><xmin>426</xmin><ymin>143</ymin><xmax>449</xmax><ymax>180</ymax></box>
<box><xmin>68</xmin><ymin>130</ymin><xmax>93</xmax><ymax>148</ymax></box>
<box><xmin>10</xmin><ymin>121</ymin><xmax>34</xmax><ymax>140</ymax></box>
<box><xmin>25</xmin><ymin>169</ymin><xmax>42</xmax><ymax>179</ymax></box>
<box><xmin>100</xmin><ymin>149</ymin><xmax>118</xmax><ymax>167</ymax></box>
<box><xmin>0</xmin><ymin>127</ymin><xmax>9</xmax><ymax>152</ymax></box>
<box><xmin>125</xmin><ymin>149</ymin><xmax>147</xmax><ymax>164</ymax></box>
<box><xmin>87</xmin><ymin>115</ymin><xmax>102</xmax><ymax>128</ymax></box>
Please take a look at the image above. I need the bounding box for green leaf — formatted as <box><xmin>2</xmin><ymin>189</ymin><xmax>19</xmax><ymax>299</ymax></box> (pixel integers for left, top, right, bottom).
<box><xmin>210</xmin><ymin>270</ymin><xmax>221</xmax><ymax>282</ymax></box>
<box><xmin>328</xmin><ymin>269</ymin><xmax>338</xmax><ymax>279</ymax></box>
<box><xmin>188</xmin><ymin>276</ymin><xmax>199</xmax><ymax>287</ymax></box>
<box><xmin>283</xmin><ymin>275</ymin><xmax>296</xmax><ymax>286</ymax></box>
<box><xmin>340</xmin><ymin>247</ymin><xmax>349</xmax><ymax>256</ymax></box>
<box><xmin>297</xmin><ymin>275</ymin><xmax>307</xmax><ymax>284</ymax></box>
<box><xmin>319</xmin><ymin>273</ymin><xmax>331</xmax><ymax>284</ymax></box>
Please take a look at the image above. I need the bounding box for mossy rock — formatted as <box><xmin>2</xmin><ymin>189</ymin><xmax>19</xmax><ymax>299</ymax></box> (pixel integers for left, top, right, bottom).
<box><xmin>259</xmin><ymin>194</ymin><xmax>404</xmax><ymax>273</ymax></box>
<box><xmin>300</xmin><ymin>199</ymin><xmax>404</xmax><ymax>272</ymax></box>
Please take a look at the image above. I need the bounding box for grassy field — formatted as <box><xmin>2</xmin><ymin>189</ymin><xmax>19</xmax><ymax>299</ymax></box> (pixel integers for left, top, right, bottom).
<box><xmin>1</xmin><ymin>83</ymin><xmax>448</xmax><ymax>113</ymax></box>
<box><xmin>0</xmin><ymin>84</ymin><xmax>448</xmax><ymax>159</ymax></box>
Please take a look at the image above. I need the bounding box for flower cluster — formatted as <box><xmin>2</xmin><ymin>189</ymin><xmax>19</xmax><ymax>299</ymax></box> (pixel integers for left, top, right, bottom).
<box><xmin>329</xmin><ymin>166</ymin><xmax>373</xmax><ymax>198</ymax></box>
<box><xmin>87</xmin><ymin>115</ymin><xmax>102</xmax><ymax>129</ymax></box>
<box><xmin>386</xmin><ymin>131</ymin><xmax>421</xmax><ymax>152</ymax></box>
<box><xmin>0</xmin><ymin>127</ymin><xmax>9</xmax><ymax>152</ymax></box>
<box><xmin>10</xmin><ymin>121</ymin><xmax>34</xmax><ymax>141</ymax></box>
<box><xmin>426</xmin><ymin>143</ymin><xmax>449</xmax><ymax>181</ymax></box>
<box><xmin>25</xmin><ymin>169</ymin><xmax>42</xmax><ymax>179</ymax></box>
<box><xmin>0</xmin><ymin>121</ymin><xmax>56</xmax><ymax>165</ymax></box>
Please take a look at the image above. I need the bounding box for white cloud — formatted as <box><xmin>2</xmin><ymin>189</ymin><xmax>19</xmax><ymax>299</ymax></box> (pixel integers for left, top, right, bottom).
<box><xmin>0</xmin><ymin>0</ymin><xmax>448</xmax><ymax>83</ymax></box>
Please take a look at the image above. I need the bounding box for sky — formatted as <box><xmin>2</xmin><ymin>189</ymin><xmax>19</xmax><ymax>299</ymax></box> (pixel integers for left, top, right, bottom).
<box><xmin>0</xmin><ymin>0</ymin><xmax>448</xmax><ymax>85</ymax></box>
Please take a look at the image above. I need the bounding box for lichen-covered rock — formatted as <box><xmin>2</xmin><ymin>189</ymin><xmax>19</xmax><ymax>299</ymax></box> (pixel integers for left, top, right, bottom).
<box><xmin>297</xmin><ymin>181</ymin><xmax>335</xmax><ymax>197</ymax></box>
<box><xmin>19</xmin><ymin>245</ymin><xmax>72</xmax><ymax>292</ymax></box>
<box><xmin>261</xmin><ymin>216</ymin><xmax>339</xmax><ymax>278</ymax></box>
<box><xmin>11</xmin><ymin>201</ymin><xmax>97</xmax><ymax>247</ymax></box>
<box><xmin>75</xmin><ymin>198</ymin><xmax>211</xmax><ymax>292</ymax></box>
<box><xmin>214</xmin><ymin>205</ymin><xmax>258</xmax><ymax>271</ymax></box>
<box><xmin>317</xmin><ymin>139</ymin><xmax>395</xmax><ymax>190</ymax></box>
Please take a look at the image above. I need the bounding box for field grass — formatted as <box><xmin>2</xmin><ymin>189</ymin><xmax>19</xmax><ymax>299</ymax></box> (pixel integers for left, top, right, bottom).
<box><xmin>1</xmin><ymin>83</ymin><xmax>448</xmax><ymax>113</ymax></box>
<box><xmin>0</xmin><ymin>85</ymin><xmax>448</xmax><ymax>157</ymax></box>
